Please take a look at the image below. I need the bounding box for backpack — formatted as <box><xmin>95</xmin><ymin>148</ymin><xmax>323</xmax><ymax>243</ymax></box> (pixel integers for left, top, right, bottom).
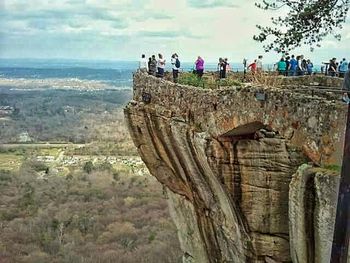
<box><xmin>175</xmin><ymin>58</ymin><xmax>180</xmax><ymax>69</ymax></box>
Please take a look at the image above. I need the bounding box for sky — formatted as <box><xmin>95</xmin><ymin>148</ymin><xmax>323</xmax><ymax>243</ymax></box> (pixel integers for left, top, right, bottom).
<box><xmin>1</xmin><ymin>0</ymin><xmax>350</xmax><ymax>63</ymax></box>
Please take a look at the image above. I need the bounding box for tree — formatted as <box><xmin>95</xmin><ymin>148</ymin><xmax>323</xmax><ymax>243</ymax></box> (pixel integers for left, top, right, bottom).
<box><xmin>254</xmin><ymin>0</ymin><xmax>350</xmax><ymax>52</ymax></box>
<box><xmin>83</xmin><ymin>161</ymin><xmax>94</xmax><ymax>174</ymax></box>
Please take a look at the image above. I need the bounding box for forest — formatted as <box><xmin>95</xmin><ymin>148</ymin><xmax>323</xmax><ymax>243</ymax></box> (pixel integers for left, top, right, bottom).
<box><xmin>0</xmin><ymin>87</ymin><xmax>182</xmax><ymax>263</ymax></box>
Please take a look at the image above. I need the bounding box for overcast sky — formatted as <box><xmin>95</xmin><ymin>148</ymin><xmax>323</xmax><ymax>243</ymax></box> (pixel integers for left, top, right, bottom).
<box><xmin>1</xmin><ymin>0</ymin><xmax>349</xmax><ymax>63</ymax></box>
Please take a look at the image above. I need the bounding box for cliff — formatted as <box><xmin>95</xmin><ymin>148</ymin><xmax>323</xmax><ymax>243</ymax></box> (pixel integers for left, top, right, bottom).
<box><xmin>124</xmin><ymin>72</ymin><xmax>347</xmax><ymax>262</ymax></box>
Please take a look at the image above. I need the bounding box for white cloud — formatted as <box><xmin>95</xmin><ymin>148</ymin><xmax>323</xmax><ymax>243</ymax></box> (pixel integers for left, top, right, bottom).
<box><xmin>1</xmin><ymin>0</ymin><xmax>350</xmax><ymax>62</ymax></box>
<box><xmin>187</xmin><ymin>0</ymin><xmax>239</xmax><ymax>8</ymax></box>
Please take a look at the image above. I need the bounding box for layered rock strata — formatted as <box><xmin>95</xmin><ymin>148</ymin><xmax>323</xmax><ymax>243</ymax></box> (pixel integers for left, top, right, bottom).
<box><xmin>124</xmin><ymin>72</ymin><xmax>347</xmax><ymax>262</ymax></box>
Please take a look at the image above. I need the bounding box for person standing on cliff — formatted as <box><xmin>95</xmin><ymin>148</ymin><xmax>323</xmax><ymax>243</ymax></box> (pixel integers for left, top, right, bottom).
<box><xmin>148</xmin><ymin>55</ymin><xmax>157</xmax><ymax>76</ymax></box>
<box><xmin>289</xmin><ymin>55</ymin><xmax>298</xmax><ymax>76</ymax></box>
<box><xmin>284</xmin><ymin>56</ymin><xmax>290</xmax><ymax>76</ymax></box>
<box><xmin>248</xmin><ymin>60</ymin><xmax>257</xmax><ymax>74</ymax></box>
<box><xmin>339</xmin><ymin>58</ymin><xmax>349</xmax><ymax>78</ymax></box>
<box><xmin>148</xmin><ymin>57</ymin><xmax>152</xmax><ymax>73</ymax></box>
<box><xmin>218</xmin><ymin>58</ymin><xmax>228</xmax><ymax>79</ymax></box>
<box><xmin>195</xmin><ymin>56</ymin><xmax>204</xmax><ymax>79</ymax></box>
<box><xmin>171</xmin><ymin>53</ymin><xmax>180</xmax><ymax>83</ymax></box>
<box><xmin>139</xmin><ymin>54</ymin><xmax>148</xmax><ymax>73</ymax></box>
<box><xmin>157</xmin><ymin>53</ymin><xmax>166</xmax><ymax>78</ymax></box>
<box><xmin>225</xmin><ymin>58</ymin><xmax>231</xmax><ymax>73</ymax></box>
<box><xmin>277</xmin><ymin>58</ymin><xmax>287</xmax><ymax>75</ymax></box>
<box><xmin>306</xmin><ymin>59</ymin><xmax>314</xmax><ymax>75</ymax></box>
<box><xmin>328</xmin><ymin>58</ymin><xmax>337</xmax><ymax>77</ymax></box>
<box><xmin>256</xmin><ymin>55</ymin><xmax>263</xmax><ymax>73</ymax></box>
<box><xmin>218</xmin><ymin>58</ymin><xmax>224</xmax><ymax>79</ymax></box>
<box><xmin>296</xmin><ymin>55</ymin><xmax>304</xmax><ymax>76</ymax></box>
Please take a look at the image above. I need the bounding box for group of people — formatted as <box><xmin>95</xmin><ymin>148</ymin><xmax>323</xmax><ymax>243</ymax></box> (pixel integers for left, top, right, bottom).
<box><xmin>139</xmin><ymin>53</ymin><xmax>181</xmax><ymax>82</ymax></box>
<box><xmin>139</xmin><ymin>53</ymin><xmax>350</xmax><ymax>83</ymax></box>
<box><xmin>277</xmin><ymin>55</ymin><xmax>314</xmax><ymax>76</ymax></box>
<box><xmin>217</xmin><ymin>58</ymin><xmax>230</xmax><ymax>79</ymax></box>
<box><xmin>325</xmin><ymin>58</ymin><xmax>349</xmax><ymax>77</ymax></box>
<box><xmin>248</xmin><ymin>55</ymin><xmax>314</xmax><ymax>76</ymax></box>
<box><xmin>138</xmin><ymin>53</ymin><xmax>350</xmax><ymax>105</ymax></box>
<box><xmin>139</xmin><ymin>54</ymin><xmax>230</xmax><ymax>81</ymax></box>
<box><xmin>196</xmin><ymin>56</ymin><xmax>231</xmax><ymax>79</ymax></box>
<box><xmin>140</xmin><ymin>54</ymin><xmax>228</xmax><ymax>82</ymax></box>
<box><xmin>248</xmin><ymin>55</ymin><xmax>350</xmax><ymax>78</ymax></box>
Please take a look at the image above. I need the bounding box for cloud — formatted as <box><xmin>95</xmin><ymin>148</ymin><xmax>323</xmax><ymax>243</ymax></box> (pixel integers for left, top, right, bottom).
<box><xmin>1</xmin><ymin>0</ymin><xmax>350</xmax><ymax>61</ymax></box>
<box><xmin>150</xmin><ymin>13</ymin><xmax>174</xmax><ymax>20</ymax></box>
<box><xmin>187</xmin><ymin>0</ymin><xmax>239</xmax><ymax>8</ymax></box>
<box><xmin>131</xmin><ymin>12</ymin><xmax>174</xmax><ymax>23</ymax></box>
<box><xmin>27</xmin><ymin>19</ymin><xmax>56</xmax><ymax>30</ymax></box>
<box><xmin>139</xmin><ymin>30</ymin><xmax>204</xmax><ymax>39</ymax></box>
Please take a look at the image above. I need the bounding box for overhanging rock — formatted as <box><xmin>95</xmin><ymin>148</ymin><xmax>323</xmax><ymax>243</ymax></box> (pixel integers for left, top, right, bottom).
<box><xmin>124</xmin><ymin>72</ymin><xmax>347</xmax><ymax>262</ymax></box>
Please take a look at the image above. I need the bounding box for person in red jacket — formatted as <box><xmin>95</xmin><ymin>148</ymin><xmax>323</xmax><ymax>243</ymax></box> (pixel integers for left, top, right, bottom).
<box><xmin>248</xmin><ymin>60</ymin><xmax>257</xmax><ymax>74</ymax></box>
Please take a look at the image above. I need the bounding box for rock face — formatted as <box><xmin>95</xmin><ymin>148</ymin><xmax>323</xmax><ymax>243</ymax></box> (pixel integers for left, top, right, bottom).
<box><xmin>289</xmin><ymin>165</ymin><xmax>340</xmax><ymax>263</ymax></box>
<box><xmin>124</xmin><ymin>72</ymin><xmax>346</xmax><ymax>262</ymax></box>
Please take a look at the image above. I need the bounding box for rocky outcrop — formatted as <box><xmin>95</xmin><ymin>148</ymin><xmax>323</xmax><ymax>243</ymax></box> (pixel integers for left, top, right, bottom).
<box><xmin>124</xmin><ymin>72</ymin><xmax>346</xmax><ymax>262</ymax></box>
<box><xmin>289</xmin><ymin>165</ymin><xmax>340</xmax><ymax>263</ymax></box>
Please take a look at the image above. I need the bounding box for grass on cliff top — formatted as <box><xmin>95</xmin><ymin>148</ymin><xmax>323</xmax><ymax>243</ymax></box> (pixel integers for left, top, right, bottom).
<box><xmin>178</xmin><ymin>72</ymin><xmax>242</xmax><ymax>89</ymax></box>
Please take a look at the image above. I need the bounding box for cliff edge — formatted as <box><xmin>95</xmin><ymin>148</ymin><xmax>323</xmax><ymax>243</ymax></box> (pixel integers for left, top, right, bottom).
<box><xmin>124</xmin><ymin>72</ymin><xmax>347</xmax><ymax>262</ymax></box>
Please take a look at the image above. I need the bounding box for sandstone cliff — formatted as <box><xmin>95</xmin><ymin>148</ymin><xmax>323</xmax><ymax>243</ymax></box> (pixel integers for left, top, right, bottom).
<box><xmin>124</xmin><ymin>72</ymin><xmax>347</xmax><ymax>262</ymax></box>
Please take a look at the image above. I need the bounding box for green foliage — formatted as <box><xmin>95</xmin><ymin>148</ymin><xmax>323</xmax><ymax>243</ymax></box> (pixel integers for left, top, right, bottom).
<box><xmin>216</xmin><ymin>78</ymin><xmax>243</xmax><ymax>87</ymax></box>
<box><xmin>148</xmin><ymin>232</ymin><xmax>157</xmax><ymax>243</ymax></box>
<box><xmin>178</xmin><ymin>73</ymin><xmax>205</xmax><ymax>87</ymax></box>
<box><xmin>0</xmin><ymin>170</ymin><xmax>12</xmax><ymax>182</ymax></box>
<box><xmin>178</xmin><ymin>72</ymin><xmax>243</xmax><ymax>88</ymax></box>
<box><xmin>97</xmin><ymin>161</ymin><xmax>113</xmax><ymax>171</ymax></box>
<box><xmin>255</xmin><ymin>0</ymin><xmax>350</xmax><ymax>52</ymax></box>
<box><xmin>83</xmin><ymin>161</ymin><xmax>94</xmax><ymax>174</ymax></box>
<box><xmin>31</xmin><ymin>161</ymin><xmax>49</xmax><ymax>172</ymax></box>
<box><xmin>324</xmin><ymin>164</ymin><xmax>342</xmax><ymax>172</ymax></box>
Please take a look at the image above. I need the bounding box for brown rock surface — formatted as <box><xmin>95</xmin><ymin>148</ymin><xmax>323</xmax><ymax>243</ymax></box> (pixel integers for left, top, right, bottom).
<box><xmin>289</xmin><ymin>165</ymin><xmax>340</xmax><ymax>263</ymax></box>
<box><xmin>124</xmin><ymin>72</ymin><xmax>346</xmax><ymax>262</ymax></box>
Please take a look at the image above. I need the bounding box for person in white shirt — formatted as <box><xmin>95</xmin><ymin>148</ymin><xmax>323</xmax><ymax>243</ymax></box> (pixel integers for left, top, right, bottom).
<box><xmin>171</xmin><ymin>53</ymin><xmax>180</xmax><ymax>83</ymax></box>
<box><xmin>157</xmin><ymin>53</ymin><xmax>166</xmax><ymax>78</ymax></box>
<box><xmin>139</xmin><ymin>54</ymin><xmax>148</xmax><ymax>72</ymax></box>
<box><xmin>296</xmin><ymin>55</ymin><xmax>304</xmax><ymax>76</ymax></box>
<box><xmin>256</xmin><ymin>55</ymin><xmax>263</xmax><ymax>72</ymax></box>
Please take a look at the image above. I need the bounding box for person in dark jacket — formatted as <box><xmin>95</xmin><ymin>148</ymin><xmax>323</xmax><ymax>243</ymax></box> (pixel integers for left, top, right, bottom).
<box><xmin>328</xmin><ymin>58</ymin><xmax>337</xmax><ymax>77</ymax></box>
<box><xmin>148</xmin><ymin>57</ymin><xmax>152</xmax><ymax>74</ymax></box>
<box><xmin>149</xmin><ymin>55</ymin><xmax>157</xmax><ymax>76</ymax></box>
<box><xmin>285</xmin><ymin>56</ymin><xmax>290</xmax><ymax>76</ymax></box>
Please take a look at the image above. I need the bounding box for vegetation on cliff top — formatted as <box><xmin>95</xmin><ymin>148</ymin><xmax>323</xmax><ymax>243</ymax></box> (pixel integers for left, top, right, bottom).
<box><xmin>178</xmin><ymin>72</ymin><xmax>243</xmax><ymax>88</ymax></box>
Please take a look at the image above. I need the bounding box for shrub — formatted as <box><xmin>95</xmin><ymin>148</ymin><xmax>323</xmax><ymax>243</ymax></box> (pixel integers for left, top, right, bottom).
<box><xmin>178</xmin><ymin>72</ymin><xmax>242</xmax><ymax>88</ymax></box>
<box><xmin>178</xmin><ymin>73</ymin><xmax>205</xmax><ymax>87</ymax></box>
<box><xmin>83</xmin><ymin>161</ymin><xmax>94</xmax><ymax>174</ymax></box>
